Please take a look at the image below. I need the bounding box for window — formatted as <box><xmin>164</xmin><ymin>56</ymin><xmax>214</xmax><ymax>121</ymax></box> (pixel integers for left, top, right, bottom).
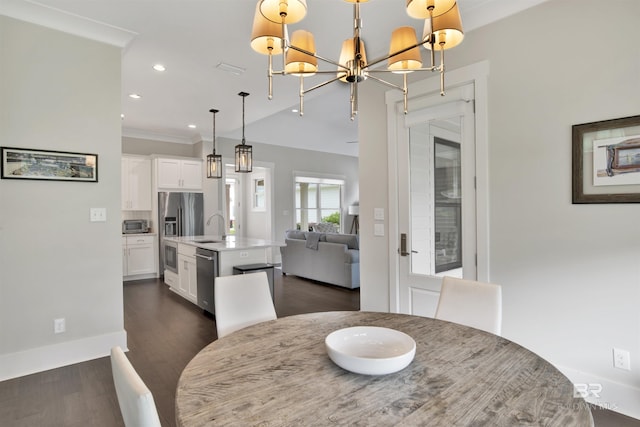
<box><xmin>295</xmin><ymin>176</ymin><xmax>344</xmax><ymax>232</ymax></box>
<box><xmin>253</xmin><ymin>178</ymin><xmax>265</xmax><ymax>210</ymax></box>
<box><xmin>433</xmin><ymin>137</ymin><xmax>462</xmax><ymax>273</ymax></box>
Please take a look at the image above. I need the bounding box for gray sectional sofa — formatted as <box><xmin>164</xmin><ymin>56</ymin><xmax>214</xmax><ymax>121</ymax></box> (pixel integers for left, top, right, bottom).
<box><xmin>280</xmin><ymin>230</ymin><xmax>360</xmax><ymax>289</ymax></box>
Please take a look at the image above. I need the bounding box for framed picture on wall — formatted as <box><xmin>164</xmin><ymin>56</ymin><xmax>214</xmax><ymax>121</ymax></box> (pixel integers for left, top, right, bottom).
<box><xmin>1</xmin><ymin>147</ymin><xmax>98</xmax><ymax>182</ymax></box>
<box><xmin>572</xmin><ymin>115</ymin><xmax>640</xmax><ymax>203</ymax></box>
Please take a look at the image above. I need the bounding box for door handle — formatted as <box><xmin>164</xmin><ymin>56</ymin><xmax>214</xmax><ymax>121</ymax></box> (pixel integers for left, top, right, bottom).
<box><xmin>399</xmin><ymin>233</ymin><xmax>418</xmax><ymax>256</ymax></box>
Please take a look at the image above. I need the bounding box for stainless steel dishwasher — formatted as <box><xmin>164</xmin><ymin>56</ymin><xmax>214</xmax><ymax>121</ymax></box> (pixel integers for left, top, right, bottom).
<box><xmin>195</xmin><ymin>248</ymin><xmax>218</xmax><ymax>314</ymax></box>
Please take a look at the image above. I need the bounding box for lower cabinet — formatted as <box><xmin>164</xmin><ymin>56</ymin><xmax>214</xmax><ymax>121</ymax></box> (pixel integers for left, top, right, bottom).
<box><xmin>123</xmin><ymin>235</ymin><xmax>157</xmax><ymax>280</ymax></box>
<box><xmin>173</xmin><ymin>244</ymin><xmax>197</xmax><ymax>304</ymax></box>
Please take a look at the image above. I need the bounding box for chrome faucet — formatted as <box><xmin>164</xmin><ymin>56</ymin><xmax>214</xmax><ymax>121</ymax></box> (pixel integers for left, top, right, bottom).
<box><xmin>206</xmin><ymin>212</ymin><xmax>227</xmax><ymax>238</ymax></box>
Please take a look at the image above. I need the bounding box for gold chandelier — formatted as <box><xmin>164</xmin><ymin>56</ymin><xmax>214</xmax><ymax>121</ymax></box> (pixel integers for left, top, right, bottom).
<box><xmin>250</xmin><ymin>0</ymin><xmax>464</xmax><ymax>120</ymax></box>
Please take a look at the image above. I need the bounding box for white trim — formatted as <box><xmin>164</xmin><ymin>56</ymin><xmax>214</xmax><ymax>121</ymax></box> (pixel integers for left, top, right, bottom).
<box><xmin>0</xmin><ymin>0</ymin><xmax>137</xmax><ymax>48</ymax></box>
<box><xmin>386</xmin><ymin>61</ymin><xmax>490</xmax><ymax>312</ymax></box>
<box><xmin>0</xmin><ymin>330</ymin><xmax>127</xmax><ymax>381</ymax></box>
<box><xmin>557</xmin><ymin>364</ymin><xmax>640</xmax><ymax>420</ymax></box>
<box><xmin>122</xmin><ymin>128</ymin><xmax>195</xmax><ymax>145</ymax></box>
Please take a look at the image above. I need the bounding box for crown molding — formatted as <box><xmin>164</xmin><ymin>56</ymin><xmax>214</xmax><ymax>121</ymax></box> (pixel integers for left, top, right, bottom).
<box><xmin>122</xmin><ymin>127</ymin><xmax>198</xmax><ymax>145</ymax></box>
<box><xmin>0</xmin><ymin>0</ymin><xmax>137</xmax><ymax>48</ymax></box>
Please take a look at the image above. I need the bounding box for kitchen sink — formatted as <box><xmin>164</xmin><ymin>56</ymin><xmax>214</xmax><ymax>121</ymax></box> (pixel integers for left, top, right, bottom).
<box><xmin>193</xmin><ymin>240</ymin><xmax>222</xmax><ymax>244</ymax></box>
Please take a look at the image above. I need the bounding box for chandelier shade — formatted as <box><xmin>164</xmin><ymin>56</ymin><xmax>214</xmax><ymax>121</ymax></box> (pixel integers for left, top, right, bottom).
<box><xmin>406</xmin><ymin>0</ymin><xmax>457</xmax><ymax>19</ymax></box>
<box><xmin>251</xmin><ymin>3</ymin><xmax>285</xmax><ymax>55</ymax></box>
<box><xmin>422</xmin><ymin>2</ymin><xmax>464</xmax><ymax>50</ymax></box>
<box><xmin>337</xmin><ymin>38</ymin><xmax>367</xmax><ymax>82</ymax></box>
<box><xmin>207</xmin><ymin>108</ymin><xmax>222</xmax><ymax>179</ymax></box>
<box><xmin>387</xmin><ymin>27</ymin><xmax>422</xmax><ymax>73</ymax></box>
<box><xmin>260</xmin><ymin>0</ymin><xmax>307</xmax><ymax>24</ymax></box>
<box><xmin>285</xmin><ymin>30</ymin><xmax>318</xmax><ymax>76</ymax></box>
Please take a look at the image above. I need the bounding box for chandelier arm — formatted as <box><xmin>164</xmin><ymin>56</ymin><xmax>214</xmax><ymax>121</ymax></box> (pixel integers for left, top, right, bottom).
<box><xmin>350</xmin><ymin>83</ymin><xmax>355</xmax><ymax>120</ymax></box>
<box><xmin>439</xmin><ymin>45</ymin><xmax>445</xmax><ymax>96</ymax></box>
<box><xmin>301</xmin><ymin>75</ymin><xmax>343</xmax><ymax>95</ymax></box>
<box><xmin>271</xmin><ymin>69</ymin><xmax>347</xmax><ymax>76</ymax></box>
<box><xmin>286</xmin><ymin>44</ymin><xmax>348</xmax><ymax>70</ymax></box>
<box><xmin>281</xmin><ymin>22</ymin><xmax>287</xmax><ymax>72</ymax></box>
<box><xmin>299</xmin><ymin>75</ymin><xmax>304</xmax><ymax>116</ymax></box>
<box><xmin>403</xmin><ymin>73</ymin><xmax>408</xmax><ymax>114</ymax></box>
<box><xmin>366</xmin><ymin>74</ymin><xmax>404</xmax><ymax>92</ymax></box>
<box><xmin>351</xmin><ymin>81</ymin><xmax>358</xmax><ymax>120</ymax></box>
<box><xmin>366</xmin><ymin>66</ymin><xmax>438</xmax><ymax>74</ymax></box>
<box><xmin>268</xmin><ymin>53</ymin><xmax>273</xmax><ymax>100</ymax></box>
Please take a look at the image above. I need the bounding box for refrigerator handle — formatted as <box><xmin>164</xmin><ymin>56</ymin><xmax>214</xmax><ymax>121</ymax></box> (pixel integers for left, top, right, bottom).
<box><xmin>178</xmin><ymin>207</ymin><xmax>183</xmax><ymax>236</ymax></box>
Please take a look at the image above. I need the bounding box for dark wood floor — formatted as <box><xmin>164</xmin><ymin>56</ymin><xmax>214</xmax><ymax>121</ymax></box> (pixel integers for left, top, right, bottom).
<box><xmin>0</xmin><ymin>270</ymin><xmax>637</xmax><ymax>426</ymax></box>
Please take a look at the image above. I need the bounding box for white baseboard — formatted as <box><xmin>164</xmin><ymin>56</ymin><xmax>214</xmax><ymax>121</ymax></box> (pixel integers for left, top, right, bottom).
<box><xmin>557</xmin><ymin>364</ymin><xmax>640</xmax><ymax>420</ymax></box>
<box><xmin>0</xmin><ymin>330</ymin><xmax>127</xmax><ymax>381</ymax></box>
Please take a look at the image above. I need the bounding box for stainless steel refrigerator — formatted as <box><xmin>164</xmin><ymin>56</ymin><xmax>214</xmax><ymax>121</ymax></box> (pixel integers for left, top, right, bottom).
<box><xmin>158</xmin><ymin>192</ymin><xmax>204</xmax><ymax>274</ymax></box>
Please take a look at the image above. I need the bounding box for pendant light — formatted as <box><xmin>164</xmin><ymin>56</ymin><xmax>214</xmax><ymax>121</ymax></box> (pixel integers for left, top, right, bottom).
<box><xmin>235</xmin><ymin>92</ymin><xmax>252</xmax><ymax>173</ymax></box>
<box><xmin>207</xmin><ymin>108</ymin><xmax>222</xmax><ymax>179</ymax></box>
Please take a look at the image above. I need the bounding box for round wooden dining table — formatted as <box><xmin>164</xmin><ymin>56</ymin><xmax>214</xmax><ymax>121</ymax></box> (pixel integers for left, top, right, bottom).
<box><xmin>176</xmin><ymin>311</ymin><xmax>593</xmax><ymax>426</ymax></box>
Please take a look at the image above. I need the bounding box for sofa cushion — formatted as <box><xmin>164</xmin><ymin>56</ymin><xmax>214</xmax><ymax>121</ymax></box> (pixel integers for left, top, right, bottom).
<box><xmin>325</xmin><ymin>233</ymin><xmax>359</xmax><ymax>250</ymax></box>
<box><xmin>285</xmin><ymin>229</ymin><xmax>307</xmax><ymax>240</ymax></box>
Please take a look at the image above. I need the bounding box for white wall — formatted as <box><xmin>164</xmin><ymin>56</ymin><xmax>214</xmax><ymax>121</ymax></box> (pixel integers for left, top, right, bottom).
<box><xmin>0</xmin><ymin>16</ymin><xmax>126</xmax><ymax>380</ymax></box>
<box><xmin>359</xmin><ymin>0</ymin><xmax>640</xmax><ymax>418</ymax></box>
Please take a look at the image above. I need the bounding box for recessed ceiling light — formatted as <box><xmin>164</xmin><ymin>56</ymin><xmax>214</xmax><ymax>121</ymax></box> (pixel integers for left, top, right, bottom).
<box><xmin>128</xmin><ymin>93</ymin><xmax>142</xmax><ymax>99</ymax></box>
<box><xmin>153</xmin><ymin>64</ymin><xmax>166</xmax><ymax>72</ymax></box>
<box><xmin>187</xmin><ymin>124</ymin><xmax>197</xmax><ymax>129</ymax></box>
<box><xmin>121</xmin><ymin>114</ymin><xmax>124</xmax><ymax>119</ymax></box>
<box><xmin>291</xmin><ymin>109</ymin><xmax>299</xmax><ymax>113</ymax></box>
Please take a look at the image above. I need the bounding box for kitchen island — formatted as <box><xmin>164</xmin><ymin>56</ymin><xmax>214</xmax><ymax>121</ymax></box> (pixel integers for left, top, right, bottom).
<box><xmin>163</xmin><ymin>235</ymin><xmax>283</xmax><ymax>309</ymax></box>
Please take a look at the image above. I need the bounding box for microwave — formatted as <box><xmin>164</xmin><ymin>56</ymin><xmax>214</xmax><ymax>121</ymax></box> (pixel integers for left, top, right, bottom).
<box><xmin>122</xmin><ymin>219</ymin><xmax>149</xmax><ymax>234</ymax></box>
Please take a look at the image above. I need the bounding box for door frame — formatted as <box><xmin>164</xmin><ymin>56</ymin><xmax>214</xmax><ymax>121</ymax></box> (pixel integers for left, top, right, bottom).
<box><xmin>386</xmin><ymin>61</ymin><xmax>490</xmax><ymax>313</ymax></box>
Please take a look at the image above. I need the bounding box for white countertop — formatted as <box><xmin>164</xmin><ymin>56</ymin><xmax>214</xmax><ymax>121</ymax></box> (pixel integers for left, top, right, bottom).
<box><xmin>164</xmin><ymin>235</ymin><xmax>284</xmax><ymax>252</ymax></box>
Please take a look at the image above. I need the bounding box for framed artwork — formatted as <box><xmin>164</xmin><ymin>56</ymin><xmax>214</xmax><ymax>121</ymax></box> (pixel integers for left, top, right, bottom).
<box><xmin>1</xmin><ymin>147</ymin><xmax>98</xmax><ymax>182</ymax></box>
<box><xmin>572</xmin><ymin>115</ymin><xmax>640</xmax><ymax>203</ymax></box>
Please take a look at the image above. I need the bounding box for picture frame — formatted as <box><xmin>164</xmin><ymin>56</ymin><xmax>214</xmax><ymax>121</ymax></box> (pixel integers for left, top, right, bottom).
<box><xmin>572</xmin><ymin>115</ymin><xmax>640</xmax><ymax>203</ymax></box>
<box><xmin>1</xmin><ymin>147</ymin><xmax>98</xmax><ymax>182</ymax></box>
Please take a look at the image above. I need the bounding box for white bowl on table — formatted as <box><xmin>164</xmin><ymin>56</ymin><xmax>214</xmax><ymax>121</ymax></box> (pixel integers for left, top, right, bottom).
<box><xmin>325</xmin><ymin>326</ymin><xmax>416</xmax><ymax>375</ymax></box>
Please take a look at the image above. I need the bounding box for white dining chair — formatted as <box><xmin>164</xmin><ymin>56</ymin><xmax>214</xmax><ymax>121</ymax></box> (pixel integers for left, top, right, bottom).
<box><xmin>110</xmin><ymin>346</ymin><xmax>162</xmax><ymax>427</ymax></box>
<box><xmin>214</xmin><ymin>271</ymin><xmax>277</xmax><ymax>338</ymax></box>
<box><xmin>434</xmin><ymin>276</ymin><xmax>502</xmax><ymax>335</ymax></box>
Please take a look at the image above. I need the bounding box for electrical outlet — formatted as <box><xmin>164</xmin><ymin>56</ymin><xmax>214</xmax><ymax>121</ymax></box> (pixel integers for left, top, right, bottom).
<box><xmin>613</xmin><ymin>348</ymin><xmax>631</xmax><ymax>370</ymax></box>
<box><xmin>240</xmin><ymin>251</ymin><xmax>249</xmax><ymax>258</ymax></box>
<box><xmin>54</xmin><ymin>318</ymin><xmax>66</xmax><ymax>334</ymax></box>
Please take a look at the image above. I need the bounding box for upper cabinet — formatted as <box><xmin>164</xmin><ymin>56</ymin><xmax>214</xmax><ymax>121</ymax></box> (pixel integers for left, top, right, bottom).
<box><xmin>122</xmin><ymin>156</ymin><xmax>152</xmax><ymax>211</ymax></box>
<box><xmin>156</xmin><ymin>158</ymin><xmax>202</xmax><ymax>191</ymax></box>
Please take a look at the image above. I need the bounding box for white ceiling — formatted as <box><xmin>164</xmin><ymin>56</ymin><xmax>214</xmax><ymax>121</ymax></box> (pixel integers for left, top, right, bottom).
<box><xmin>4</xmin><ymin>0</ymin><xmax>549</xmax><ymax>156</ymax></box>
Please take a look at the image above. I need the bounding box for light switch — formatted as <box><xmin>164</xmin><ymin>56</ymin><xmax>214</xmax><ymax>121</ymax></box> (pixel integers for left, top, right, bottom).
<box><xmin>90</xmin><ymin>208</ymin><xmax>107</xmax><ymax>222</ymax></box>
<box><xmin>374</xmin><ymin>208</ymin><xmax>385</xmax><ymax>221</ymax></box>
<box><xmin>374</xmin><ymin>223</ymin><xmax>385</xmax><ymax>236</ymax></box>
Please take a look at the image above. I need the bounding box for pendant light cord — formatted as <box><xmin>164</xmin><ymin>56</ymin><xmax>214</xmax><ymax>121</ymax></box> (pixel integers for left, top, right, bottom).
<box><xmin>209</xmin><ymin>108</ymin><xmax>219</xmax><ymax>154</ymax></box>
<box><xmin>239</xmin><ymin>92</ymin><xmax>249</xmax><ymax>145</ymax></box>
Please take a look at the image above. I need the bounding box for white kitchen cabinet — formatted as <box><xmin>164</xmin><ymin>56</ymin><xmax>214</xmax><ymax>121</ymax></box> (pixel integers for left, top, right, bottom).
<box><xmin>176</xmin><ymin>244</ymin><xmax>198</xmax><ymax>303</ymax></box>
<box><xmin>123</xmin><ymin>235</ymin><xmax>157</xmax><ymax>279</ymax></box>
<box><xmin>156</xmin><ymin>158</ymin><xmax>202</xmax><ymax>190</ymax></box>
<box><xmin>122</xmin><ymin>156</ymin><xmax>151</xmax><ymax>210</ymax></box>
